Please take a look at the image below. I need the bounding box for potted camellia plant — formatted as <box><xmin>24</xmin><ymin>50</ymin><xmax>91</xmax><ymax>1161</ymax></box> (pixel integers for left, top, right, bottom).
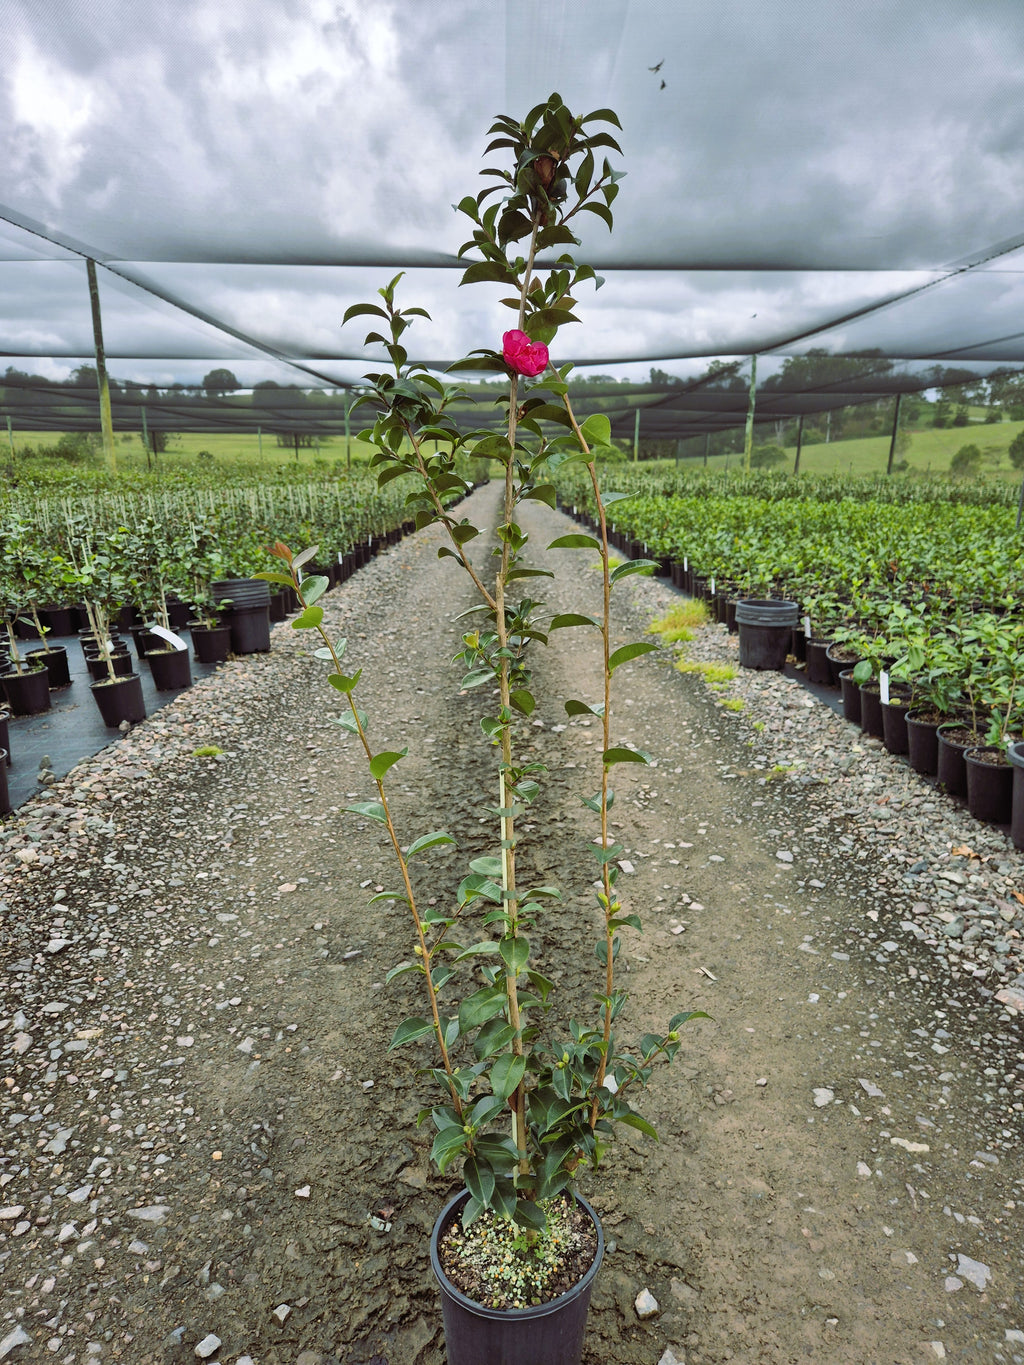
<box><xmin>68</xmin><ymin>531</ymin><xmax>147</xmax><ymax>728</ymax></box>
<box><xmin>263</xmin><ymin>95</ymin><xmax>707</xmax><ymax>1364</ymax></box>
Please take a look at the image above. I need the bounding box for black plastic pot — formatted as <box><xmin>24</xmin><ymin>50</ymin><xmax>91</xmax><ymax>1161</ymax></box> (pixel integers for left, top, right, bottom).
<box><xmin>430</xmin><ymin>1190</ymin><xmax>604</xmax><ymax>1365</ymax></box>
<box><xmin>965</xmin><ymin>747</ymin><xmax>1013</xmax><ymax>824</ymax></box>
<box><xmin>90</xmin><ymin>673</ymin><xmax>146</xmax><ymax>727</ymax></box>
<box><xmin>0</xmin><ymin>711</ymin><xmax>10</xmax><ymax>766</ymax></box>
<box><xmin>736</xmin><ymin>599</ymin><xmax>799</xmax><ymax>671</ymax></box>
<box><xmin>826</xmin><ymin>644</ymin><xmax>862</xmax><ymax>689</ymax></box>
<box><xmin>880</xmin><ymin>690</ymin><xmax>912</xmax><ymax>755</ymax></box>
<box><xmin>906</xmin><ymin>711</ymin><xmax>942</xmax><ymax>775</ymax></box>
<box><xmin>790</xmin><ymin>627</ymin><xmax>807</xmax><ymax>663</ymax></box>
<box><xmin>86</xmin><ymin>649</ymin><xmax>133</xmax><ymax>681</ymax></box>
<box><xmin>147</xmin><ymin>646</ymin><xmax>192</xmax><ymax>691</ymax></box>
<box><xmin>858</xmin><ymin>682</ymin><xmax>884</xmax><ymax>739</ymax></box>
<box><xmin>129</xmin><ymin>624</ymin><xmax>162</xmax><ymax>659</ymax></box>
<box><xmin>1</xmin><ymin>664</ymin><xmax>51</xmax><ymax>716</ymax></box>
<box><xmin>190</xmin><ymin>623</ymin><xmax>232</xmax><ymax>664</ymax></box>
<box><xmin>224</xmin><ymin>604</ymin><xmax>271</xmax><ymax>654</ymax></box>
<box><xmin>26</xmin><ymin>644</ymin><xmax>71</xmax><ymax>690</ymax></box>
<box><xmin>38</xmin><ymin>606</ymin><xmax>76</xmax><ymax>636</ymax></box>
<box><xmin>0</xmin><ymin>749</ymin><xmax>10</xmax><ymax>815</ymax></box>
<box><xmin>936</xmin><ymin>722</ymin><xmax>983</xmax><ymax>798</ymax></box>
<box><xmin>805</xmin><ymin>638</ymin><xmax>833</xmax><ymax>687</ymax></box>
<box><xmin>1008</xmin><ymin>742</ymin><xmax>1024</xmax><ymax>849</ymax></box>
<box><xmin>839</xmin><ymin>669</ymin><xmax>861</xmax><ymax>724</ymax></box>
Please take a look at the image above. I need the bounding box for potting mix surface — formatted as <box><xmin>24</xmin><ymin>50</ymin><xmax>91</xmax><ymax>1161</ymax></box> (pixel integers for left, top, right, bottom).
<box><xmin>1</xmin><ymin>483</ymin><xmax>1022</xmax><ymax>1364</ymax></box>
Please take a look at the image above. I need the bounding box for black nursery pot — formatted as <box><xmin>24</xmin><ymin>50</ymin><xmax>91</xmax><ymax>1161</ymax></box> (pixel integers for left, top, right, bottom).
<box><xmin>90</xmin><ymin>673</ymin><xmax>146</xmax><ymax>727</ymax></box>
<box><xmin>735</xmin><ymin>599</ymin><xmax>798</xmax><ymax>671</ymax></box>
<box><xmin>1008</xmin><ymin>742</ymin><xmax>1024</xmax><ymax>849</ymax></box>
<box><xmin>880</xmin><ymin>690</ymin><xmax>912</xmax><ymax>755</ymax></box>
<box><xmin>839</xmin><ymin>669</ymin><xmax>861</xmax><ymax>725</ymax></box>
<box><xmin>430</xmin><ymin>1190</ymin><xmax>604</xmax><ymax>1365</ymax></box>
<box><xmin>224</xmin><ymin>604</ymin><xmax>271</xmax><ymax>654</ymax></box>
<box><xmin>906</xmin><ymin>711</ymin><xmax>942</xmax><ymax>775</ymax></box>
<box><xmin>190</xmin><ymin>623</ymin><xmax>232</xmax><ymax>664</ymax></box>
<box><xmin>1</xmin><ymin>664</ymin><xmax>51</xmax><ymax>717</ymax></box>
<box><xmin>936</xmin><ymin>722</ymin><xmax>981</xmax><ymax>798</ymax></box>
<box><xmin>805</xmin><ymin>638</ymin><xmax>833</xmax><ymax>687</ymax></box>
<box><xmin>0</xmin><ymin>711</ymin><xmax>10</xmax><ymax>766</ymax></box>
<box><xmin>0</xmin><ymin>749</ymin><xmax>10</xmax><ymax>815</ymax></box>
<box><xmin>858</xmin><ymin>682</ymin><xmax>884</xmax><ymax>739</ymax></box>
<box><xmin>964</xmin><ymin>747</ymin><xmax>1013</xmax><ymax>825</ymax></box>
<box><xmin>146</xmin><ymin>646</ymin><xmax>192</xmax><ymax>691</ymax></box>
<box><xmin>26</xmin><ymin>644</ymin><xmax>71</xmax><ymax>690</ymax></box>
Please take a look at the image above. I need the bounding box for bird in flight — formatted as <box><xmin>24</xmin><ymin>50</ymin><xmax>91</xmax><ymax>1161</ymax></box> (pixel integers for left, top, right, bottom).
<box><xmin>649</xmin><ymin>60</ymin><xmax>663</xmax><ymax>72</ymax></box>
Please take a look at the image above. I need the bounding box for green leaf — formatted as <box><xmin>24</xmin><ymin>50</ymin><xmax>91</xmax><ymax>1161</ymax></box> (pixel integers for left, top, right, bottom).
<box><xmin>498</xmin><ymin>936</ymin><xmax>529</xmax><ymax>973</ymax></box>
<box><xmin>406</xmin><ymin>830</ymin><xmax>457</xmax><ymax>858</ymax></box>
<box><xmin>253</xmin><ymin>571</ymin><xmax>295</xmax><ymax>587</ymax></box>
<box><xmin>608</xmin><ymin>641</ymin><xmax>659</xmax><ymax>671</ymax></box>
<box><xmin>328</xmin><ymin>671</ymin><xmax>362</xmax><ymax>693</ymax></box>
<box><xmin>509</xmin><ymin>688</ymin><xmax>535</xmax><ymax>716</ymax></box>
<box><xmin>522</xmin><ymin>484</ymin><xmax>557</xmax><ymax>508</ymax></box>
<box><xmin>616</xmin><ymin>1111</ymin><xmax>659</xmax><ymax>1140</ymax></box>
<box><xmin>459</xmin><ymin>986</ymin><xmax>507</xmax><ymax>1034</ymax></box>
<box><xmin>513</xmin><ymin>1199</ymin><xmax>547</xmax><ymax>1232</ymax></box>
<box><xmin>610</xmin><ymin>913</ymin><xmax>643</xmax><ymax>931</ymax></box>
<box><xmin>463</xmin><ymin>1156</ymin><xmax>496</xmax><ymax>1208</ymax></box>
<box><xmin>489</xmin><ymin>1053</ymin><xmax>526</xmax><ymax>1102</ymax></box>
<box><xmin>469</xmin><ymin>856</ymin><xmax>503</xmax><ymax>877</ymax></box>
<box><xmin>431</xmin><ymin>1125</ymin><xmax>470</xmax><ymax>1173</ymax></box>
<box><xmin>550</xmin><ymin>613</ymin><xmax>599</xmax><ymax>630</ymax></box>
<box><xmin>580</xmin><ymin>413</ymin><xmax>612</xmax><ymax>446</ymax></box>
<box><xmin>548</xmin><ymin>533</ymin><xmax>601</xmax><ymax>550</ymax></box>
<box><xmin>609</xmin><ymin>559</ymin><xmax>659</xmax><ymax>583</ymax></box>
<box><xmin>345</xmin><ymin>801</ymin><xmax>388</xmax><ymax>823</ymax></box>
<box><xmin>291</xmin><ymin>605</ymin><xmax>323</xmax><ymax>630</ymax></box>
<box><xmin>461</xmin><ymin>667</ymin><xmax>494</xmax><ymax>689</ymax></box>
<box><xmin>301</xmin><ymin>574</ymin><xmax>330</xmax><ymax>605</ymax></box>
<box><xmin>369</xmin><ymin>749</ymin><xmax>407</xmax><ymax>781</ymax></box>
<box><xmin>342</xmin><ymin>302</ymin><xmax>390</xmax><ymax>324</ymax></box>
<box><xmin>602</xmin><ymin>746</ymin><xmax>651</xmax><ymax>767</ymax></box>
<box><xmin>565</xmin><ymin>698</ymin><xmax>603</xmax><ymax>717</ymax></box>
<box><xmin>388</xmin><ymin>1017</ymin><xmax>435</xmax><ymax>1050</ymax></box>
<box><xmin>583</xmin><ymin>106</ymin><xmax>623</xmax><ymax>129</ymax></box>
<box><xmin>335</xmin><ymin>708</ymin><xmax>367</xmax><ymax>735</ymax></box>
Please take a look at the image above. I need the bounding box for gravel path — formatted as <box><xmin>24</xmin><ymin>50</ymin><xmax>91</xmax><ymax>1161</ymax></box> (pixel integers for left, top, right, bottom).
<box><xmin>1</xmin><ymin>483</ymin><xmax>1022</xmax><ymax>1365</ymax></box>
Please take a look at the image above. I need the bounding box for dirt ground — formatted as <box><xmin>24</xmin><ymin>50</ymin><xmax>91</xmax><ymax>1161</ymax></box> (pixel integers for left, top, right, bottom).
<box><xmin>1</xmin><ymin>482</ymin><xmax>1022</xmax><ymax>1365</ymax></box>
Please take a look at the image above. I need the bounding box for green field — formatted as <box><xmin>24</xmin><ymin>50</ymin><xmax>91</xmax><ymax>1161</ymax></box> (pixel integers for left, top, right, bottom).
<box><xmin>8</xmin><ymin>413</ymin><xmax>1024</xmax><ymax>484</ymax></box>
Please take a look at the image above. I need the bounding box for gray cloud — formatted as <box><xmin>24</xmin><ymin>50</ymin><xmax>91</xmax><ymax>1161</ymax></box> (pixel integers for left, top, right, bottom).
<box><xmin>3</xmin><ymin>0</ymin><xmax>1024</xmax><ymax>386</ymax></box>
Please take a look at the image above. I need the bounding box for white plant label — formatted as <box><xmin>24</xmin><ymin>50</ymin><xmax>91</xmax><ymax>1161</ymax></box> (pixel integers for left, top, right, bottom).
<box><xmin>149</xmin><ymin>624</ymin><xmax>189</xmax><ymax>653</ymax></box>
<box><xmin>803</xmin><ymin>614</ymin><xmax>812</xmax><ymax>637</ymax></box>
<box><xmin>683</xmin><ymin>555</ymin><xmax>688</xmax><ymax>571</ymax></box>
<box><xmin>709</xmin><ymin>576</ymin><xmax>716</xmax><ymax>595</ymax></box>
<box><xmin>879</xmin><ymin>670</ymin><xmax>890</xmax><ymax>705</ymax></box>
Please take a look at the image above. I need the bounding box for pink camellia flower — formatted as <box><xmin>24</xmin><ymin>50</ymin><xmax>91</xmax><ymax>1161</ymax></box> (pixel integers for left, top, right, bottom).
<box><xmin>502</xmin><ymin>329</ymin><xmax>549</xmax><ymax>377</ymax></box>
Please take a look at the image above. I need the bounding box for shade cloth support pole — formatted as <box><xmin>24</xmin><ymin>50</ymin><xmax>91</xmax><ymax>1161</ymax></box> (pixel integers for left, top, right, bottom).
<box><xmin>257</xmin><ymin>426</ymin><xmax>263</xmax><ymax>459</ymax></box>
<box><xmin>703</xmin><ymin>432</ymin><xmax>710</xmax><ymax>467</ymax></box>
<box><xmin>742</xmin><ymin>354</ymin><xmax>758</xmax><ymax>472</ymax></box>
<box><xmin>793</xmin><ymin>414</ymin><xmax>803</xmax><ymax>475</ymax></box>
<box><xmin>140</xmin><ymin>405</ymin><xmax>151</xmax><ymax>470</ymax></box>
<box><xmin>1016</xmin><ymin>476</ymin><xmax>1024</xmax><ymax>531</ymax></box>
<box><xmin>344</xmin><ymin>395</ymin><xmax>351</xmax><ymax>470</ymax></box>
<box><xmin>886</xmin><ymin>392</ymin><xmax>903</xmax><ymax>475</ymax></box>
<box><xmin>6</xmin><ymin>416</ymin><xmax>13</xmax><ymax>464</ymax></box>
<box><xmin>633</xmin><ymin>408</ymin><xmax>640</xmax><ymax>462</ymax></box>
<box><xmin>86</xmin><ymin>258</ymin><xmax>116</xmax><ymax>472</ymax></box>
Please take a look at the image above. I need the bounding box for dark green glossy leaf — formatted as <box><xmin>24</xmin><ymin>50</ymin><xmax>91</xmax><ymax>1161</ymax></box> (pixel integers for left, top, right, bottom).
<box><xmin>608</xmin><ymin>641</ymin><xmax>658</xmax><ymax>671</ymax></box>
<box><xmin>388</xmin><ymin>1017</ymin><xmax>434</xmax><ymax>1050</ymax></box>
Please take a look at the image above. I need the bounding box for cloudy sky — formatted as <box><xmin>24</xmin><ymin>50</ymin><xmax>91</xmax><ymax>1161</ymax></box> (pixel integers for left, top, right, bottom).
<box><xmin>3</xmin><ymin>0</ymin><xmax>1024</xmax><ymax>389</ymax></box>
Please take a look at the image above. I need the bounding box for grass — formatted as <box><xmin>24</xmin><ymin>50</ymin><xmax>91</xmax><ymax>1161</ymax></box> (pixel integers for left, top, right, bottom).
<box><xmin>675</xmin><ymin>660</ymin><xmax>737</xmax><ymax>684</ymax></box>
<box><xmin>648</xmin><ymin>601</ymin><xmax>710</xmax><ymax>643</ymax></box>
<box><xmin>660</xmin><ymin>416</ymin><xmax>1024</xmax><ymax>481</ymax></box>
<box><xmin>8</xmin><ymin>429</ymin><xmax>381</xmax><ymax>473</ymax></box>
